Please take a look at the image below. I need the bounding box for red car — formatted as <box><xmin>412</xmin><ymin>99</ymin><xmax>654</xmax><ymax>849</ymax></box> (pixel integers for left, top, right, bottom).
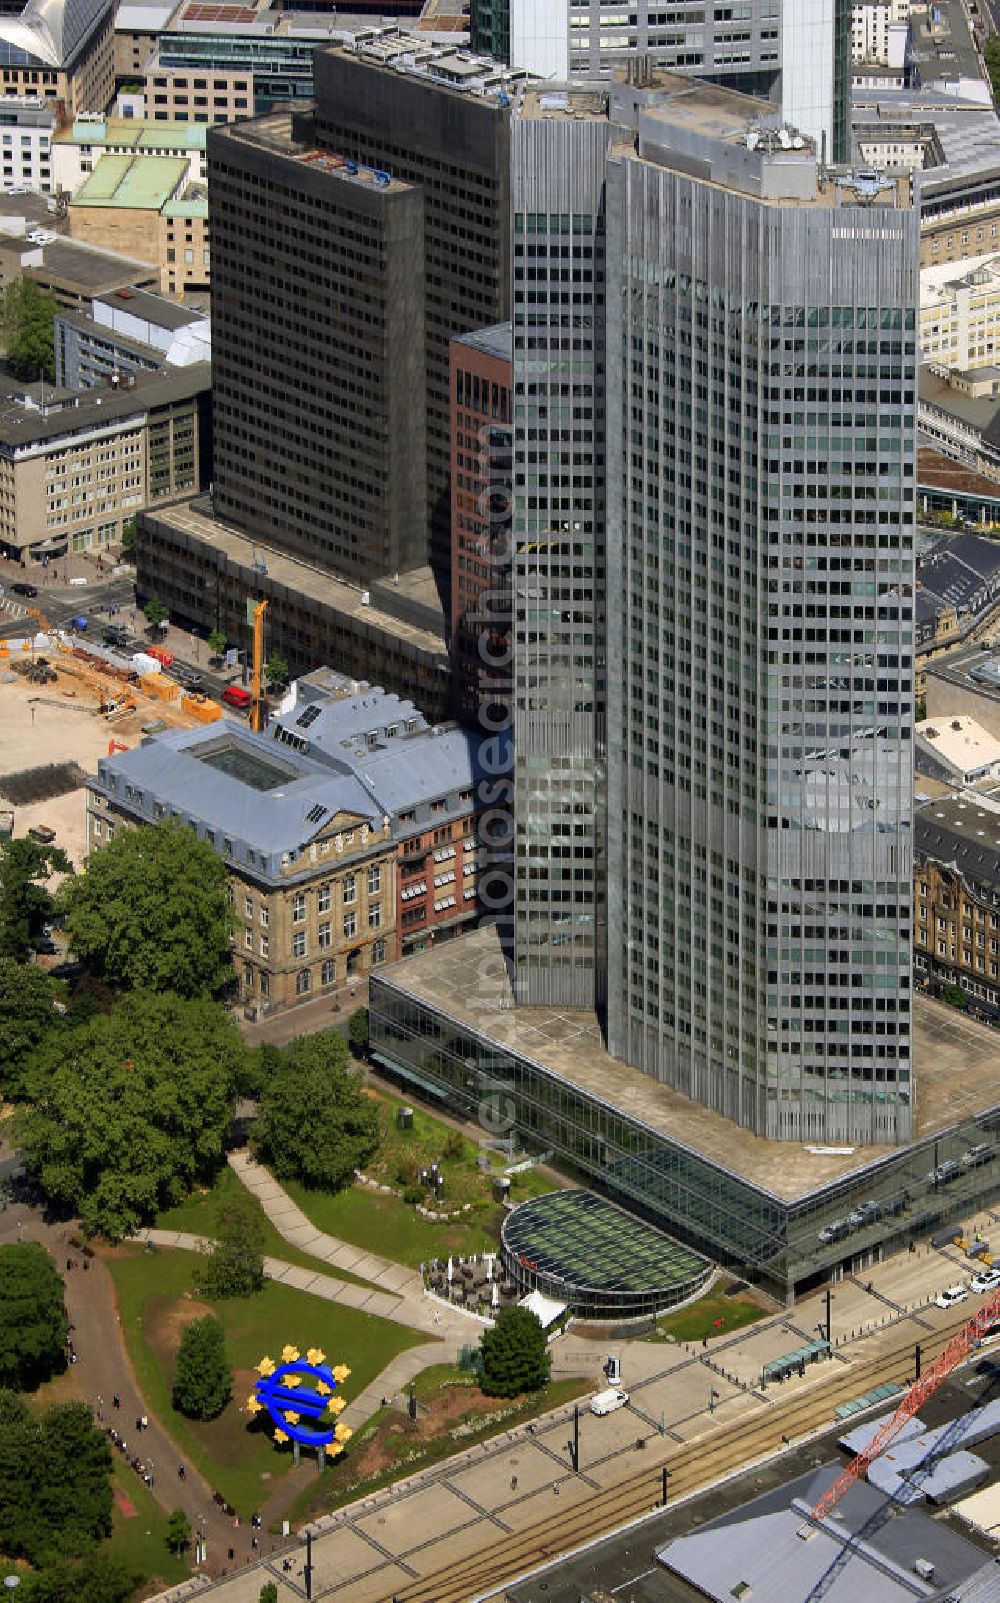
<box><xmin>222</xmin><ymin>685</ymin><xmax>252</xmax><ymax>711</ymax></box>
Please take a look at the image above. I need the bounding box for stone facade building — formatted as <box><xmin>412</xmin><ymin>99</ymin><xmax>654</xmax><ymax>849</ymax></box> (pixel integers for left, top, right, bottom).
<box><xmin>86</xmin><ymin>673</ymin><xmax>493</xmax><ymax>1013</ymax></box>
<box><xmin>914</xmin><ymin>797</ymin><xmax>1000</xmax><ymax>1017</ymax></box>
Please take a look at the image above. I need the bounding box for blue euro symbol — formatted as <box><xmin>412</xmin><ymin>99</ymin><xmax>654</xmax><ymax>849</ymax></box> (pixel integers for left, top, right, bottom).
<box><xmin>254</xmin><ymin>1360</ymin><xmax>339</xmax><ymax>1446</ymax></box>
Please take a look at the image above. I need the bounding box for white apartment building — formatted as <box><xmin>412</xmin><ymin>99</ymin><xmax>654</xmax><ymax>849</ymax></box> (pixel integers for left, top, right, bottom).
<box><xmin>921</xmin><ymin>253</ymin><xmax>1000</xmax><ymax>370</ymax></box>
<box><xmin>851</xmin><ymin>0</ymin><xmax>909</xmax><ymax>65</ymax></box>
<box><xmin>0</xmin><ymin>99</ymin><xmax>55</xmax><ymax>194</ymax></box>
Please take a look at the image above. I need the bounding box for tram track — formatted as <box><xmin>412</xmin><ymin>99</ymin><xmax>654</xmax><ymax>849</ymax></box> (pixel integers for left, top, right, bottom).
<box><xmin>386</xmin><ymin>1314</ymin><xmax>971</xmax><ymax>1603</ymax></box>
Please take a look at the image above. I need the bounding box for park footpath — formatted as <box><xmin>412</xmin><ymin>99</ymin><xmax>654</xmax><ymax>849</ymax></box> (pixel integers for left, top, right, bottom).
<box><xmin>0</xmin><ymin>1207</ymin><xmax>239</xmax><ymax>1568</ymax></box>
<box><xmin>145</xmin><ymin>1147</ymin><xmax>481</xmax><ymax>1431</ymax></box>
<box><xmin>144</xmin><ymin>1163</ymin><xmax>1000</xmax><ymax>1603</ymax></box>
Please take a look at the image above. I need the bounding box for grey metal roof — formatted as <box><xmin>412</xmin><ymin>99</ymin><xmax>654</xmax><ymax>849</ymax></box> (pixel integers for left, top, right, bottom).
<box><xmin>270</xmin><ymin>682</ymin><xmax>491</xmax><ymax>813</ymax></box>
<box><xmin>657</xmin><ymin>1464</ymin><xmax>986</xmax><ymax>1603</ymax></box>
<box><xmin>919</xmin><ymin>369</ymin><xmax>1000</xmax><ymax>435</ymax></box>
<box><xmin>453</xmin><ymin>321</ymin><xmax>512</xmax><ymax>365</ymax></box>
<box><xmin>868</xmin><ymin>1444</ymin><xmax>988</xmax><ymax>1505</ymax></box>
<box><xmin>94</xmin><ymin>724</ymin><xmax>384</xmax><ymax>872</ymax></box>
<box><xmin>29</xmin><ymin>236</ymin><xmax>159</xmax><ymax>294</ymax></box>
<box><xmin>916</xmin><ymin>796</ymin><xmax>1000</xmax><ymax>889</ymax></box>
<box><xmin>94</xmin><ymin>286</ymin><xmax>204</xmax><ymax>331</ymax></box>
<box><xmin>838</xmin><ymin>1411</ymin><xmax>926</xmax><ymax>1457</ymax></box>
<box><xmin>96</xmin><ymin>679</ymin><xmax>504</xmax><ymax>871</ymax></box>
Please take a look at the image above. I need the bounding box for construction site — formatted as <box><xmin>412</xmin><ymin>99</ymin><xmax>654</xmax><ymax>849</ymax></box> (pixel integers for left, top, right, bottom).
<box><xmin>0</xmin><ymin>616</ymin><xmax>224</xmax><ymax>867</ymax></box>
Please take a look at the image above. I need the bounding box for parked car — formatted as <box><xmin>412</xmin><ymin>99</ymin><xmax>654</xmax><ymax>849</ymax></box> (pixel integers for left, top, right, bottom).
<box><xmin>971</xmin><ymin>1268</ymin><xmax>1000</xmax><ymax>1295</ymax></box>
<box><xmin>222</xmin><ymin>684</ymin><xmax>252</xmax><ymax>711</ymax></box>
<box><xmin>10</xmin><ymin>581</ymin><xmax>37</xmax><ymax>597</ymax></box>
<box><xmin>962</xmin><ymin>1144</ymin><xmax>994</xmax><ymax>1170</ymax></box>
<box><xmin>927</xmin><ymin>1160</ymin><xmax>961</xmax><ymax>1186</ymax></box>
<box><xmin>935</xmin><ymin>1285</ymin><xmax>969</xmax><ymax>1310</ymax></box>
<box><xmin>103</xmin><ymin>625</ymin><xmax>128</xmax><ymax>647</ymax></box>
<box><xmin>590</xmin><ymin>1387</ymin><xmax>629</xmax><ymax>1416</ymax></box>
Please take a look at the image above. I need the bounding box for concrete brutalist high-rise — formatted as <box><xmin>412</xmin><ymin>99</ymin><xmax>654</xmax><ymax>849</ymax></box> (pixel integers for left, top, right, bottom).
<box><xmin>310</xmin><ymin>33</ymin><xmax>529</xmax><ymax>595</ymax></box>
<box><xmin>208</xmin><ymin>113</ymin><xmax>428</xmax><ymax>586</ymax></box>
<box><xmin>512</xmin><ymin>71</ymin><xmax>919</xmax><ymax>1145</ymax></box>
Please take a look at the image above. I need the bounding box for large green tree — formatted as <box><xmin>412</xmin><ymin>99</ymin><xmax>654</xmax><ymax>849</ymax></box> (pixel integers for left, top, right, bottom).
<box><xmin>0</xmin><ymin>1392</ymin><xmax>113</xmax><ymax>1565</ymax></box>
<box><xmin>1</xmin><ymin>278</ymin><xmax>57</xmax><ymax>381</ymax></box>
<box><xmin>20</xmin><ymin>1553</ymin><xmax>141</xmax><ymax>1603</ymax></box>
<box><xmin>172</xmin><ymin>1315</ymin><xmax>231</xmax><ymax>1420</ymax></box>
<box><xmin>21</xmin><ymin>1554</ymin><xmax>142</xmax><ymax>1603</ymax></box>
<box><xmin>59</xmin><ymin>817</ymin><xmax>232</xmax><ymax>999</ymax></box>
<box><xmin>18</xmin><ymin>992</ymin><xmax>247</xmax><ymax>1237</ymax></box>
<box><xmin>479</xmin><ymin>1307</ymin><xmax>550</xmax><ymax>1399</ymax></box>
<box><xmin>0</xmin><ymin>957</ymin><xmax>63</xmax><ymax>1101</ymax></box>
<box><xmin>0</xmin><ymin>1242</ymin><xmax>67</xmax><ymax>1389</ymax></box>
<box><xmin>165</xmin><ymin>1509</ymin><xmax>191</xmax><ymax>1554</ymax></box>
<box><xmin>194</xmin><ymin>1184</ymin><xmax>265</xmax><ymax>1300</ymax></box>
<box><xmin>253</xmin><ymin>1030</ymin><xmax>379</xmax><ymax>1191</ymax></box>
<box><xmin>987</xmin><ymin>36</ymin><xmax>1000</xmax><ymax>104</ymax></box>
<box><xmin>0</xmin><ymin>837</ymin><xmax>71</xmax><ymax>962</ymax></box>
<box><xmin>265</xmin><ymin>653</ymin><xmax>288</xmax><ymax>688</ymax></box>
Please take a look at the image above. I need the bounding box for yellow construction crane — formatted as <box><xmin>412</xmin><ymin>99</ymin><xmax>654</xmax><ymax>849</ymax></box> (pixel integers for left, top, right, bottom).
<box><xmin>250</xmin><ymin>598</ymin><xmax>268</xmax><ymax>732</ymax></box>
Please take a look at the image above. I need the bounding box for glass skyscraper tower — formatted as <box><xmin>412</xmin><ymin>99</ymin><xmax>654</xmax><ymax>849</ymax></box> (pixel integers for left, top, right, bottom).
<box><xmin>512</xmin><ymin>73</ymin><xmax>919</xmax><ymax>1143</ymax></box>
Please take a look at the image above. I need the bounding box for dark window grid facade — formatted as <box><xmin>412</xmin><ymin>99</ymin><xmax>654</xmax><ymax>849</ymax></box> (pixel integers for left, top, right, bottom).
<box><xmin>310</xmin><ymin>48</ymin><xmax>512</xmax><ymax>589</ymax></box>
<box><xmin>207</xmin><ymin>129</ymin><xmax>427</xmax><ymax>582</ymax></box>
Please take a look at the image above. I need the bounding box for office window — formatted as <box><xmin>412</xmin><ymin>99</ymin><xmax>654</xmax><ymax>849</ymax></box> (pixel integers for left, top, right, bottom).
<box><xmin>292</xmin><ymin>929</ymin><xmax>307</xmax><ymax>958</ymax></box>
<box><xmin>343</xmin><ymin>874</ymin><xmax>356</xmax><ymax>904</ymax></box>
<box><xmin>343</xmin><ymin>911</ymin><xmax>356</xmax><ymax>939</ymax></box>
<box><xmin>296</xmin><ymin>968</ymin><xmax>311</xmax><ymax>996</ymax></box>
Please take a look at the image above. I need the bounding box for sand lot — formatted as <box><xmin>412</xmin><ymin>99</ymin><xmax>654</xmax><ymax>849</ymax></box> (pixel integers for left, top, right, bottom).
<box><xmin>0</xmin><ymin>641</ymin><xmax>205</xmax><ymax>869</ymax></box>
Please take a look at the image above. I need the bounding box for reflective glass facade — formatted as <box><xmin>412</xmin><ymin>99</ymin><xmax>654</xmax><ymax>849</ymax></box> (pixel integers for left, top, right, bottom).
<box><xmin>604</xmin><ymin>145</ymin><xmax>919</xmax><ymax>1146</ymax></box>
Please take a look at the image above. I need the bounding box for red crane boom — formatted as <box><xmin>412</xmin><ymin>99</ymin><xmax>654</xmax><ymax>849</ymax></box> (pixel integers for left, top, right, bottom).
<box><xmin>811</xmin><ymin>1288</ymin><xmax>1000</xmax><ymax>1524</ymax></box>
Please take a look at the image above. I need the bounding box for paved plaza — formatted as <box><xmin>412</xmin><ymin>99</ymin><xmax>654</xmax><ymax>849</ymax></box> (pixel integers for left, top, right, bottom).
<box><xmin>151</xmin><ymin>1190</ymin><xmax>1000</xmax><ymax>1603</ymax></box>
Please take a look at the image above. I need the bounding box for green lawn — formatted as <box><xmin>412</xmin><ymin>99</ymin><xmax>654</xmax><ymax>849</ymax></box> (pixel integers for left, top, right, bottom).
<box><xmin>155</xmin><ymin>1165</ymin><xmax>375</xmax><ymax>1287</ymax></box>
<box><xmin>366</xmin><ymin>1086</ymin><xmax>571</xmax><ymax>1213</ymax></box>
<box><xmin>107</xmin><ymin>1459</ymin><xmax>190</xmax><ymax>1596</ymax></box>
<box><xmin>282</xmin><ymin>1177</ymin><xmax>499</xmax><ymax>1268</ymax></box>
<box><xmin>649</xmin><ymin>1283</ymin><xmax>768</xmax><ymax>1344</ymax></box>
<box><xmin>105</xmin><ymin>1244</ymin><xmax>427</xmax><ymax>1515</ymax></box>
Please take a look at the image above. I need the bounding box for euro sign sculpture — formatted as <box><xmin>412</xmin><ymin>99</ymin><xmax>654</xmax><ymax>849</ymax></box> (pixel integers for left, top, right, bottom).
<box><xmin>248</xmin><ymin>1346</ymin><xmax>353</xmax><ymax>1453</ymax></box>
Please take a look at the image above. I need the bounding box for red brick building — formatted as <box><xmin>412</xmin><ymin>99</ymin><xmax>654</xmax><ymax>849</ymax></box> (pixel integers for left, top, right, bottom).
<box><xmin>449</xmin><ymin>323</ymin><xmax>512</xmax><ymax>729</ymax></box>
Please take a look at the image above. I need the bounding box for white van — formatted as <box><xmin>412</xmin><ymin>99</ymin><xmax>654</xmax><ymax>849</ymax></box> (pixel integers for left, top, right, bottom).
<box><xmin>590</xmin><ymin>1386</ymin><xmax>629</xmax><ymax>1416</ymax></box>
